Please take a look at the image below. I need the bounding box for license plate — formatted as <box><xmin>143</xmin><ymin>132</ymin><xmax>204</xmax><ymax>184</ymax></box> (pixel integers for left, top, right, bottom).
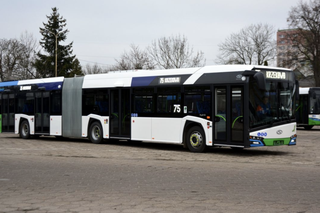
<box><xmin>273</xmin><ymin>140</ymin><xmax>284</xmax><ymax>146</ymax></box>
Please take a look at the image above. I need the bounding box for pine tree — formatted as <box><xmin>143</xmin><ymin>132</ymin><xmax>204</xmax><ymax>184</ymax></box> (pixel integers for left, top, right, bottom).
<box><xmin>34</xmin><ymin>7</ymin><xmax>83</xmax><ymax>77</ymax></box>
<box><xmin>68</xmin><ymin>59</ymin><xmax>83</xmax><ymax>77</ymax></box>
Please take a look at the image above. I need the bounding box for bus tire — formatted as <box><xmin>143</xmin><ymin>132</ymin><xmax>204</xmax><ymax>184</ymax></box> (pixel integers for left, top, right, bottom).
<box><xmin>20</xmin><ymin>120</ymin><xmax>30</xmax><ymax>139</ymax></box>
<box><xmin>89</xmin><ymin>121</ymin><xmax>103</xmax><ymax>144</ymax></box>
<box><xmin>186</xmin><ymin>126</ymin><xmax>206</xmax><ymax>152</ymax></box>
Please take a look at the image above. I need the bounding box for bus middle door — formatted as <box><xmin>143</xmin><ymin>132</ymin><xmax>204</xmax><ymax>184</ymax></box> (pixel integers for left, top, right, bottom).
<box><xmin>110</xmin><ymin>89</ymin><xmax>131</xmax><ymax>139</ymax></box>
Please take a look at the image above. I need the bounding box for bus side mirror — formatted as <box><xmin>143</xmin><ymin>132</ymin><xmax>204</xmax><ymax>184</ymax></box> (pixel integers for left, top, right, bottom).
<box><xmin>242</xmin><ymin>70</ymin><xmax>266</xmax><ymax>91</ymax></box>
<box><xmin>295</xmin><ymin>80</ymin><xmax>299</xmax><ymax>100</ymax></box>
<box><xmin>253</xmin><ymin>72</ymin><xmax>266</xmax><ymax>91</ymax></box>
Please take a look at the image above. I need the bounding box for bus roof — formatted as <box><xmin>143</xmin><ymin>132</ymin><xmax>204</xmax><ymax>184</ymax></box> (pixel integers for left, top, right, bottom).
<box><xmin>300</xmin><ymin>87</ymin><xmax>320</xmax><ymax>95</ymax></box>
<box><xmin>0</xmin><ymin>65</ymin><xmax>292</xmax><ymax>90</ymax></box>
<box><xmin>82</xmin><ymin>65</ymin><xmax>292</xmax><ymax>89</ymax></box>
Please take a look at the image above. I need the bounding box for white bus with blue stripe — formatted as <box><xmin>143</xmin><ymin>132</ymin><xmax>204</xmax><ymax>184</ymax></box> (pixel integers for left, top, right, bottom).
<box><xmin>0</xmin><ymin>65</ymin><xmax>297</xmax><ymax>152</ymax></box>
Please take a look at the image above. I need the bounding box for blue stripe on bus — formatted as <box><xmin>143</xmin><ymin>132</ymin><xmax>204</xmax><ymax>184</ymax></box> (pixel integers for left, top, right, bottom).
<box><xmin>0</xmin><ymin>81</ymin><xmax>19</xmax><ymax>87</ymax></box>
<box><xmin>131</xmin><ymin>76</ymin><xmax>156</xmax><ymax>87</ymax></box>
<box><xmin>37</xmin><ymin>82</ymin><xmax>63</xmax><ymax>90</ymax></box>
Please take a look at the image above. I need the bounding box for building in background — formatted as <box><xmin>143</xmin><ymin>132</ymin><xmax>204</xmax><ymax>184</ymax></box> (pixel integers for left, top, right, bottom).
<box><xmin>277</xmin><ymin>29</ymin><xmax>314</xmax><ymax>87</ymax></box>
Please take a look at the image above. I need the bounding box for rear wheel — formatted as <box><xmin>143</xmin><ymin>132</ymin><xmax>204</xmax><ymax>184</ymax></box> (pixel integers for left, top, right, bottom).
<box><xmin>89</xmin><ymin>121</ymin><xmax>103</xmax><ymax>144</ymax></box>
<box><xmin>186</xmin><ymin>126</ymin><xmax>206</xmax><ymax>152</ymax></box>
<box><xmin>20</xmin><ymin>120</ymin><xmax>30</xmax><ymax>139</ymax></box>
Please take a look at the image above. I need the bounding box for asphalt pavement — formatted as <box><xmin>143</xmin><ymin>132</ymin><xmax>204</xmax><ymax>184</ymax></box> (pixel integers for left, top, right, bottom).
<box><xmin>0</xmin><ymin>127</ymin><xmax>319</xmax><ymax>213</ymax></box>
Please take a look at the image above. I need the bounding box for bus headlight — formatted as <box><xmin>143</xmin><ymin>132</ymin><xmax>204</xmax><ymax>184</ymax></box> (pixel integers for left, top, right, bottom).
<box><xmin>289</xmin><ymin>135</ymin><xmax>297</xmax><ymax>145</ymax></box>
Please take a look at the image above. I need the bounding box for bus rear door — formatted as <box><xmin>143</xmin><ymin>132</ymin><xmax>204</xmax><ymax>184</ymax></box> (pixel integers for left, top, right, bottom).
<box><xmin>1</xmin><ymin>93</ymin><xmax>15</xmax><ymax>132</ymax></box>
<box><xmin>110</xmin><ymin>89</ymin><xmax>131</xmax><ymax>139</ymax></box>
<box><xmin>35</xmin><ymin>91</ymin><xmax>50</xmax><ymax>134</ymax></box>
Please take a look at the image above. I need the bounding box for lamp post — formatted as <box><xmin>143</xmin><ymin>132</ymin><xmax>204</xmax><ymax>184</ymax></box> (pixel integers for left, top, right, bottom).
<box><xmin>53</xmin><ymin>33</ymin><xmax>57</xmax><ymax>77</ymax></box>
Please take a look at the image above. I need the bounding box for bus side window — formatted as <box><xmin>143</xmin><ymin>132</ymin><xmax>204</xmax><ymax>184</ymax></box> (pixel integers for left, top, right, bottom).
<box><xmin>184</xmin><ymin>86</ymin><xmax>211</xmax><ymax>115</ymax></box>
<box><xmin>51</xmin><ymin>91</ymin><xmax>61</xmax><ymax>115</ymax></box>
<box><xmin>157</xmin><ymin>87</ymin><xmax>181</xmax><ymax>114</ymax></box>
<box><xmin>82</xmin><ymin>89</ymin><xmax>109</xmax><ymax>116</ymax></box>
<box><xmin>132</xmin><ymin>88</ymin><xmax>154</xmax><ymax>114</ymax></box>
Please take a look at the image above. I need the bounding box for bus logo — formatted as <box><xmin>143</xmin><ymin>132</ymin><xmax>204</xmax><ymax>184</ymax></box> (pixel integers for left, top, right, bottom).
<box><xmin>276</xmin><ymin>130</ymin><xmax>283</xmax><ymax>135</ymax></box>
<box><xmin>266</xmin><ymin>71</ymin><xmax>286</xmax><ymax>79</ymax></box>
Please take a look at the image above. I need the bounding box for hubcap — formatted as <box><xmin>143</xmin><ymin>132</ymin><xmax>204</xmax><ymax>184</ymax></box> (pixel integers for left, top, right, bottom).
<box><xmin>23</xmin><ymin>124</ymin><xmax>28</xmax><ymax>136</ymax></box>
<box><xmin>92</xmin><ymin>126</ymin><xmax>100</xmax><ymax>140</ymax></box>
<box><xmin>190</xmin><ymin>131</ymin><xmax>203</xmax><ymax>148</ymax></box>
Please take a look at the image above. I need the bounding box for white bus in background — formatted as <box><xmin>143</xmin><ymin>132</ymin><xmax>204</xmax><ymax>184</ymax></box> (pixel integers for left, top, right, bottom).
<box><xmin>297</xmin><ymin>87</ymin><xmax>320</xmax><ymax>130</ymax></box>
<box><xmin>0</xmin><ymin>65</ymin><xmax>297</xmax><ymax>152</ymax></box>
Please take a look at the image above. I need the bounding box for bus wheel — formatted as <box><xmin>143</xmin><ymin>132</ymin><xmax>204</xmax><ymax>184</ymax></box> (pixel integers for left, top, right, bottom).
<box><xmin>89</xmin><ymin>121</ymin><xmax>103</xmax><ymax>144</ymax></box>
<box><xmin>20</xmin><ymin>120</ymin><xmax>30</xmax><ymax>139</ymax></box>
<box><xmin>304</xmin><ymin>125</ymin><xmax>314</xmax><ymax>130</ymax></box>
<box><xmin>186</xmin><ymin>126</ymin><xmax>206</xmax><ymax>152</ymax></box>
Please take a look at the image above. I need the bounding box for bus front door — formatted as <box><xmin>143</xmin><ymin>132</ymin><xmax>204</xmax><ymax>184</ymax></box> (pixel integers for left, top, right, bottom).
<box><xmin>110</xmin><ymin>89</ymin><xmax>131</xmax><ymax>139</ymax></box>
<box><xmin>214</xmin><ymin>86</ymin><xmax>244</xmax><ymax>146</ymax></box>
<box><xmin>35</xmin><ymin>92</ymin><xmax>50</xmax><ymax>134</ymax></box>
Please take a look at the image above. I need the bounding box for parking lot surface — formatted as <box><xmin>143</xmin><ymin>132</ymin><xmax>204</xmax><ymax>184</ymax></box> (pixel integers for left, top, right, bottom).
<box><xmin>0</xmin><ymin>127</ymin><xmax>320</xmax><ymax>213</ymax></box>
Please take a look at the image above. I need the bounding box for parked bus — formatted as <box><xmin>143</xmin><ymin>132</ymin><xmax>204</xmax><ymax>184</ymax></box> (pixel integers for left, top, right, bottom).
<box><xmin>297</xmin><ymin>87</ymin><xmax>320</xmax><ymax>130</ymax></box>
<box><xmin>0</xmin><ymin>65</ymin><xmax>297</xmax><ymax>152</ymax></box>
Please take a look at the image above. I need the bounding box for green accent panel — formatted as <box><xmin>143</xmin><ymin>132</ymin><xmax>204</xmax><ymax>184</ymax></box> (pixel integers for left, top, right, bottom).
<box><xmin>263</xmin><ymin>137</ymin><xmax>291</xmax><ymax>146</ymax></box>
<box><xmin>216</xmin><ymin>115</ymin><xmax>226</xmax><ymax>121</ymax></box>
<box><xmin>232</xmin><ymin>116</ymin><xmax>243</xmax><ymax>128</ymax></box>
<box><xmin>0</xmin><ymin>114</ymin><xmax>2</xmax><ymax>133</ymax></box>
<box><xmin>308</xmin><ymin>118</ymin><xmax>320</xmax><ymax>125</ymax></box>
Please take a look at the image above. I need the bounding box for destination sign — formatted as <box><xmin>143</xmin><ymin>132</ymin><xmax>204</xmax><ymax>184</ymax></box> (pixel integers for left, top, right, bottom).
<box><xmin>266</xmin><ymin>71</ymin><xmax>286</xmax><ymax>79</ymax></box>
<box><xmin>159</xmin><ymin>77</ymin><xmax>181</xmax><ymax>84</ymax></box>
<box><xmin>20</xmin><ymin>86</ymin><xmax>32</xmax><ymax>91</ymax></box>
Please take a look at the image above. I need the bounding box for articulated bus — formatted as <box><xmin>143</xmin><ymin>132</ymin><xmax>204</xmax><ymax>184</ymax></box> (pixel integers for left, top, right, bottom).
<box><xmin>297</xmin><ymin>87</ymin><xmax>320</xmax><ymax>130</ymax></box>
<box><xmin>0</xmin><ymin>65</ymin><xmax>297</xmax><ymax>152</ymax></box>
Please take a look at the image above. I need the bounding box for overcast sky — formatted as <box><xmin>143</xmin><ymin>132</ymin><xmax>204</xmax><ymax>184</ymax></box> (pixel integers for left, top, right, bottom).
<box><xmin>1</xmin><ymin>0</ymin><xmax>302</xmax><ymax>69</ymax></box>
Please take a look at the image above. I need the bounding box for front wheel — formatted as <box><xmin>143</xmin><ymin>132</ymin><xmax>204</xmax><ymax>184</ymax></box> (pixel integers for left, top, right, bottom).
<box><xmin>186</xmin><ymin>126</ymin><xmax>206</xmax><ymax>152</ymax></box>
<box><xmin>88</xmin><ymin>121</ymin><xmax>103</xmax><ymax>144</ymax></box>
<box><xmin>20</xmin><ymin>120</ymin><xmax>30</xmax><ymax>139</ymax></box>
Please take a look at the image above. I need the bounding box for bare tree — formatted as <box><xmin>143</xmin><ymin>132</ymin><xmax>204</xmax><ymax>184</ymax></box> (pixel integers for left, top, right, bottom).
<box><xmin>0</xmin><ymin>32</ymin><xmax>38</xmax><ymax>81</ymax></box>
<box><xmin>148</xmin><ymin>35</ymin><xmax>205</xmax><ymax>69</ymax></box>
<box><xmin>286</xmin><ymin>0</ymin><xmax>320</xmax><ymax>86</ymax></box>
<box><xmin>83</xmin><ymin>63</ymin><xmax>106</xmax><ymax>75</ymax></box>
<box><xmin>113</xmin><ymin>44</ymin><xmax>155</xmax><ymax>70</ymax></box>
<box><xmin>18</xmin><ymin>31</ymin><xmax>39</xmax><ymax>79</ymax></box>
<box><xmin>0</xmin><ymin>39</ymin><xmax>21</xmax><ymax>81</ymax></box>
<box><xmin>216</xmin><ymin>23</ymin><xmax>276</xmax><ymax>65</ymax></box>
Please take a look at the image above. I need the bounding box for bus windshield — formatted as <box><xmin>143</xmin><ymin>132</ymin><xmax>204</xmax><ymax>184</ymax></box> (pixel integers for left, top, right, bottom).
<box><xmin>249</xmin><ymin>78</ymin><xmax>296</xmax><ymax>129</ymax></box>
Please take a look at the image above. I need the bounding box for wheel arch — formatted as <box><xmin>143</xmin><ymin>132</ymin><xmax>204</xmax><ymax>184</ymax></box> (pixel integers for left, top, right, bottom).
<box><xmin>87</xmin><ymin>118</ymin><xmax>103</xmax><ymax>137</ymax></box>
<box><xmin>183</xmin><ymin>120</ymin><xmax>205</xmax><ymax>148</ymax></box>
<box><xmin>18</xmin><ymin>117</ymin><xmax>29</xmax><ymax>134</ymax></box>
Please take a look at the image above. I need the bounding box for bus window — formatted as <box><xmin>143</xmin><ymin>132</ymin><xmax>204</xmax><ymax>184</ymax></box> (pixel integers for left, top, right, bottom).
<box><xmin>157</xmin><ymin>87</ymin><xmax>181</xmax><ymax>114</ymax></box>
<box><xmin>16</xmin><ymin>92</ymin><xmax>34</xmax><ymax>115</ymax></box>
<box><xmin>51</xmin><ymin>91</ymin><xmax>61</xmax><ymax>115</ymax></box>
<box><xmin>309</xmin><ymin>90</ymin><xmax>320</xmax><ymax>114</ymax></box>
<box><xmin>133</xmin><ymin>88</ymin><xmax>154</xmax><ymax>114</ymax></box>
<box><xmin>231</xmin><ymin>87</ymin><xmax>243</xmax><ymax>142</ymax></box>
<box><xmin>184</xmin><ymin>86</ymin><xmax>211</xmax><ymax>116</ymax></box>
<box><xmin>82</xmin><ymin>89</ymin><xmax>109</xmax><ymax>116</ymax></box>
<box><xmin>215</xmin><ymin>88</ymin><xmax>226</xmax><ymax>141</ymax></box>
